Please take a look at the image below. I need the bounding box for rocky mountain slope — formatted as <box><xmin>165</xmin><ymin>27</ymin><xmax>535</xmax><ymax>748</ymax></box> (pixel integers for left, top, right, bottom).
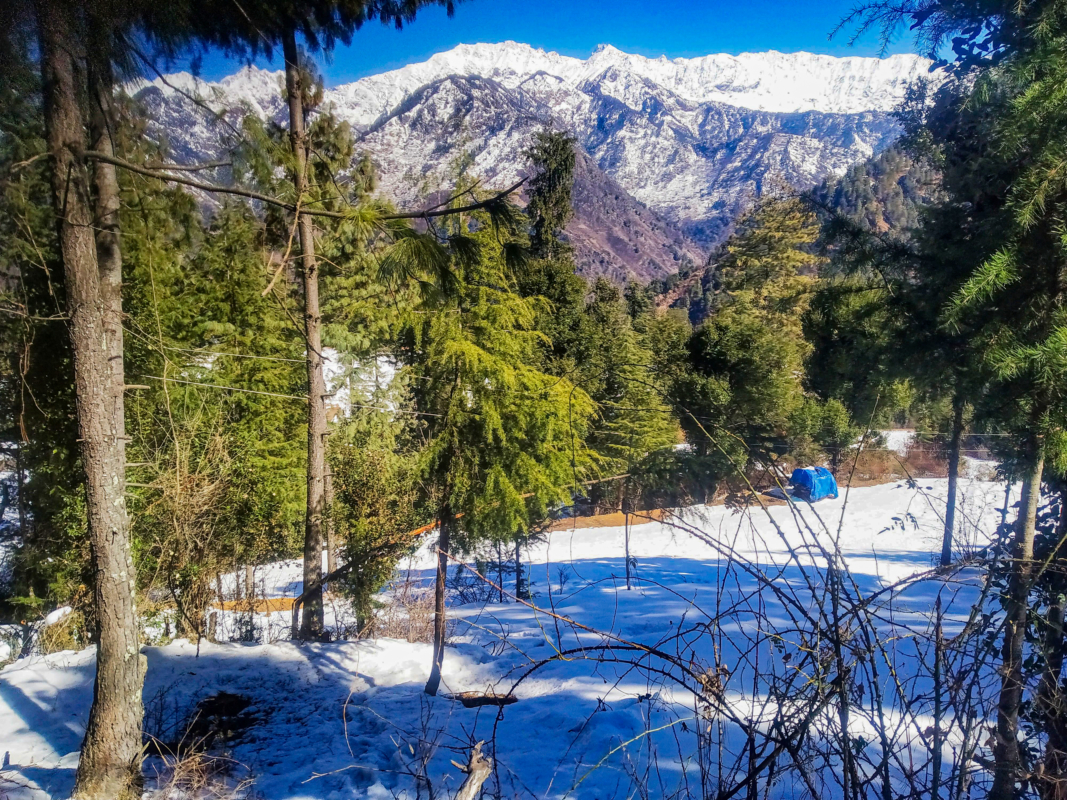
<box><xmin>132</xmin><ymin>42</ymin><xmax>937</xmax><ymax>282</ymax></box>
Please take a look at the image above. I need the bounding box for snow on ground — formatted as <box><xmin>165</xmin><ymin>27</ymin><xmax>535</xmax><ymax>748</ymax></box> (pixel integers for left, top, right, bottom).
<box><xmin>881</xmin><ymin>429</ymin><xmax>915</xmax><ymax>455</ymax></box>
<box><xmin>0</xmin><ymin>478</ymin><xmax>1012</xmax><ymax>799</ymax></box>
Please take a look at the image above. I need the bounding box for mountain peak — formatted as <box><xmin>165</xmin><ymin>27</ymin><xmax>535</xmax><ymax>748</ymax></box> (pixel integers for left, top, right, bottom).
<box><xmin>337</xmin><ymin>41</ymin><xmax>936</xmax><ymax>116</ymax></box>
<box><xmin>139</xmin><ymin>40</ymin><xmax>931</xmax><ymax>282</ymax></box>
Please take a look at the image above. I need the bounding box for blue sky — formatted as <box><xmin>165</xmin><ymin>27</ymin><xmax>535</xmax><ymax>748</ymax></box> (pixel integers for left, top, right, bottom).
<box><xmin>184</xmin><ymin>0</ymin><xmax>921</xmax><ymax>85</ymax></box>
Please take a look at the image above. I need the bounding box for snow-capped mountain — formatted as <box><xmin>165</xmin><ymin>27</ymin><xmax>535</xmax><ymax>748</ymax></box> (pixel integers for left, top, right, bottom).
<box><xmin>133</xmin><ymin>42</ymin><xmax>937</xmax><ymax>281</ymax></box>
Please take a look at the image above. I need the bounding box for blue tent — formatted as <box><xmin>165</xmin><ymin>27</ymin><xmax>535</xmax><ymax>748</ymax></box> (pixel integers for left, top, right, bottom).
<box><xmin>790</xmin><ymin>467</ymin><xmax>839</xmax><ymax>502</ymax></box>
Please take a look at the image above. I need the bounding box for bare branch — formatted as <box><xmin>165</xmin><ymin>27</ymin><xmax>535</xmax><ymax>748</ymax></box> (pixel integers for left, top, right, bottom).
<box><xmin>83</xmin><ymin>149</ymin><xmax>525</xmax><ymax>221</ymax></box>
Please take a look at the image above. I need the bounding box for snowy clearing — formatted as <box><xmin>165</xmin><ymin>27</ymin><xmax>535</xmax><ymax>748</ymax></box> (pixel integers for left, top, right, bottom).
<box><xmin>1</xmin><ymin>478</ymin><xmax>1012</xmax><ymax>800</ymax></box>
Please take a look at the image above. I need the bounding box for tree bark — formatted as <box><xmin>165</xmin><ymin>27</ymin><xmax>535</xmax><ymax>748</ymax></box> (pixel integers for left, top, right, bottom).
<box><xmin>515</xmin><ymin>538</ymin><xmax>523</xmax><ymax>599</ymax></box>
<box><xmin>941</xmin><ymin>394</ymin><xmax>965</xmax><ymax>568</ymax></box>
<box><xmin>1038</xmin><ymin>592</ymin><xmax>1067</xmax><ymax>800</ymax></box>
<box><xmin>283</xmin><ymin>30</ymin><xmax>327</xmax><ymax>641</ymax></box>
<box><xmin>86</xmin><ymin>0</ymin><xmax>124</xmax><ymax>440</ymax></box>
<box><xmin>1037</xmin><ymin>492</ymin><xmax>1067</xmax><ymax>800</ymax></box>
<box><xmin>424</xmin><ymin>509</ymin><xmax>451</xmax><ymax>696</ymax></box>
<box><xmin>932</xmin><ymin>596</ymin><xmax>944</xmax><ymax>800</ymax></box>
<box><xmin>15</xmin><ymin>442</ymin><xmax>27</xmax><ymax>542</ymax></box>
<box><xmin>453</xmin><ymin>741</ymin><xmax>493</xmax><ymax>800</ymax></box>
<box><xmin>36</xmin><ymin>2</ymin><xmax>143</xmax><ymax>797</ymax></box>
<box><xmin>991</xmin><ymin>445</ymin><xmax>1045</xmax><ymax>800</ymax></box>
<box><xmin>496</xmin><ymin>541</ymin><xmax>504</xmax><ymax>603</ymax></box>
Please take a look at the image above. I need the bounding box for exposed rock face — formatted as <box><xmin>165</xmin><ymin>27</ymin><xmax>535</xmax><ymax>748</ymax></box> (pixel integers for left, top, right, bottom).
<box><xmin>132</xmin><ymin>42</ymin><xmax>937</xmax><ymax>282</ymax></box>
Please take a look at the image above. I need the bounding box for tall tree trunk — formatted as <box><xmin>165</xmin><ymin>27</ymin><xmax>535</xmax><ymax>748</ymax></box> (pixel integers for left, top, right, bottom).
<box><xmin>496</xmin><ymin>541</ymin><xmax>504</xmax><ymax>603</ymax></box>
<box><xmin>86</xmin><ymin>1</ymin><xmax>124</xmax><ymax>438</ymax></box>
<box><xmin>1037</xmin><ymin>491</ymin><xmax>1067</xmax><ymax>800</ymax></box>
<box><xmin>622</xmin><ymin>481</ymin><xmax>632</xmax><ymax>590</ymax></box>
<box><xmin>15</xmin><ymin>442</ymin><xmax>27</xmax><ymax>541</ymax></box>
<box><xmin>36</xmin><ymin>1</ymin><xmax>143</xmax><ymax>797</ymax></box>
<box><xmin>283</xmin><ymin>31</ymin><xmax>327</xmax><ymax>641</ymax></box>
<box><xmin>932</xmin><ymin>596</ymin><xmax>944</xmax><ymax>800</ymax></box>
<box><xmin>515</xmin><ymin>538</ymin><xmax>523</xmax><ymax>599</ymax></box>
<box><xmin>941</xmin><ymin>394</ymin><xmax>965</xmax><ymax>568</ymax></box>
<box><xmin>991</xmin><ymin>445</ymin><xmax>1045</xmax><ymax>800</ymax></box>
<box><xmin>424</xmin><ymin>508</ymin><xmax>451</xmax><ymax>696</ymax></box>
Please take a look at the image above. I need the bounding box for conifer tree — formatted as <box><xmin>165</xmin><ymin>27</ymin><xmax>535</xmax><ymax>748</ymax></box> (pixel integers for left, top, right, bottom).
<box><xmin>0</xmin><ymin>20</ymin><xmax>84</xmax><ymax>618</ymax></box>
<box><xmin>582</xmin><ymin>279</ymin><xmax>678</xmax><ymax>491</ymax></box>
<box><xmin>122</xmin><ymin>198</ymin><xmax>306</xmax><ymax>627</ymax></box>
<box><xmin>842</xmin><ymin>3</ymin><xmax>1067</xmax><ymax>789</ymax></box>
<box><xmin>328</xmin><ymin>403</ymin><xmax>424</xmax><ymax>633</ymax></box>
<box><xmin>517</xmin><ymin>131</ymin><xmax>679</xmax><ymax>511</ymax></box>
<box><xmin>30</xmin><ymin>3</ymin><xmax>145</xmax><ymax>793</ymax></box>
<box><xmin>525</xmin><ymin>129</ymin><xmax>577</xmax><ymax>258</ymax></box>
<box><xmin>678</xmin><ymin>197</ymin><xmax>824</xmax><ymax>476</ymax></box>
<box><xmin>136</xmin><ymin>0</ymin><xmax>467</xmax><ymax>640</ymax></box>
<box><xmin>407</xmin><ymin>223</ymin><xmax>595</xmax><ymax>696</ymax></box>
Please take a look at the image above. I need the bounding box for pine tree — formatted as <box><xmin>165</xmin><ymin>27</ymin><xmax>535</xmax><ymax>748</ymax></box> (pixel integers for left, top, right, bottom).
<box><xmin>136</xmin><ymin>0</ymin><xmax>462</xmax><ymax>644</ymax></box>
<box><xmin>328</xmin><ymin>404</ymin><xmax>424</xmax><ymax>633</ymax></box>
<box><xmin>677</xmin><ymin>197</ymin><xmax>824</xmax><ymax>478</ymax></box>
<box><xmin>29</xmin><ymin>3</ymin><xmax>145</xmax><ymax>792</ymax></box>
<box><xmin>407</xmin><ymin>223</ymin><xmax>595</xmax><ymax>695</ymax></box>
<box><xmin>122</xmin><ymin>198</ymin><xmax>307</xmax><ymax>624</ymax></box>
<box><xmin>842</xmin><ymin>3</ymin><xmax>1067</xmax><ymax>790</ymax></box>
<box><xmin>0</xmin><ymin>26</ymin><xmax>85</xmax><ymax>617</ymax></box>
<box><xmin>525</xmin><ymin>129</ymin><xmax>577</xmax><ymax>258</ymax></box>
<box><xmin>581</xmin><ymin>279</ymin><xmax>678</xmax><ymax>489</ymax></box>
<box><xmin>516</xmin><ymin>131</ymin><xmax>678</xmax><ymax>508</ymax></box>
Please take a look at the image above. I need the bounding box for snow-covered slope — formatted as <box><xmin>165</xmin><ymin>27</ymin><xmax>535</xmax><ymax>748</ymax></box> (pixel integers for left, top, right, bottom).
<box><xmin>0</xmin><ymin>479</ymin><xmax>1007</xmax><ymax>799</ymax></box>
<box><xmin>133</xmin><ymin>42</ymin><xmax>938</xmax><ymax>277</ymax></box>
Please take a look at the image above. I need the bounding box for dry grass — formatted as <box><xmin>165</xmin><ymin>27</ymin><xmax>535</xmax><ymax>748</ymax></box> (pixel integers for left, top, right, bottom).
<box><xmin>900</xmin><ymin>445</ymin><xmax>950</xmax><ymax>478</ymax></box>
<box><xmin>366</xmin><ymin>575</ymin><xmax>440</xmax><ymax>643</ymax></box>
<box><xmin>38</xmin><ymin>610</ymin><xmax>88</xmax><ymax>654</ymax></box>
<box><xmin>144</xmin><ymin>750</ymin><xmax>255</xmax><ymax>800</ymax></box>
<box><xmin>546</xmin><ymin>507</ymin><xmax>672</xmax><ymax>531</ymax></box>
<box><xmin>213</xmin><ymin>597</ymin><xmax>296</xmax><ymax>614</ymax></box>
<box><xmin>142</xmin><ymin>686</ymin><xmax>258</xmax><ymax>799</ymax></box>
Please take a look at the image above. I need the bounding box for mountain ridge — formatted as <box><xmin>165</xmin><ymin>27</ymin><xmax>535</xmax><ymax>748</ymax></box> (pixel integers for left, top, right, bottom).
<box><xmin>133</xmin><ymin>42</ymin><xmax>937</xmax><ymax>282</ymax></box>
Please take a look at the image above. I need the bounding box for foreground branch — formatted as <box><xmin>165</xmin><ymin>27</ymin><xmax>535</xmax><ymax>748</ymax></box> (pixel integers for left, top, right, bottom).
<box><xmin>451</xmin><ymin>741</ymin><xmax>492</xmax><ymax>800</ymax></box>
<box><xmin>83</xmin><ymin>150</ymin><xmax>524</xmax><ymax>221</ymax></box>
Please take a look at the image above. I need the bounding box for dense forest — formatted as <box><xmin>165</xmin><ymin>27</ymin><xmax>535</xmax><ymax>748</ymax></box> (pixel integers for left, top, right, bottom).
<box><xmin>6</xmin><ymin>0</ymin><xmax>1067</xmax><ymax>798</ymax></box>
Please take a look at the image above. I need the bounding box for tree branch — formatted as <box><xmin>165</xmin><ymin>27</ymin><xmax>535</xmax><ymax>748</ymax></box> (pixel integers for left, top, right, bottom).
<box><xmin>83</xmin><ymin>150</ymin><xmax>524</xmax><ymax>221</ymax></box>
<box><xmin>143</xmin><ymin>159</ymin><xmax>232</xmax><ymax>172</ymax></box>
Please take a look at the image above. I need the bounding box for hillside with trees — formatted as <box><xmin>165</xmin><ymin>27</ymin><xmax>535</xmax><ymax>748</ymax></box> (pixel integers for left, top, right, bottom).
<box><xmin>6</xmin><ymin>1</ymin><xmax>1067</xmax><ymax>799</ymax></box>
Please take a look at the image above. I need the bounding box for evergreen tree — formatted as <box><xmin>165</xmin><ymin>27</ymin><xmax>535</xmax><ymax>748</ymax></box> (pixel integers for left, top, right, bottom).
<box><xmin>581</xmin><ymin>279</ymin><xmax>677</xmax><ymax>494</ymax></box>
<box><xmin>0</xmin><ymin>30</ymin><xmax>84</xmax><ymax>618</ymax></box>
<box><xmin>676</xmin><ymin>197</ymin><xmax>828</xmax><ymax>478</ymax></box>
<box><xmin>137</xmin><ymin>0</ymin><xmax>463</xmax><ymax>645</ymax></box>
<box><xmin>843</xmin><ymin>3</ymin><xmax>1067</xmax><ymax>791</ymax></box>
<box><xmin>524</xmin><ymin>129</ymin><xmax>577</xmax><ymax>258</ymax></box>
<box><xmin>28</xmin><ymin>3</ymin><xmax>147</xmax><ymax>790</ymax></box>
<box><xmin>328</xmin><ymin>404</ymin><xmax>424</xmax><ymax>634</ymax></box>
<box><xmin>122</xmin><ymin>198</ymin><xmax>306</xmax><ymax>632</ymax></box>
<box><xmin>809</xmin><ymin>144</ymin><xmax>942</xmax><ymax>236</ymax></box>
<box><xmin>802</xmin><ymin>278</ymin><xmax>904</xmax><ymax>428</ymax></box>
<box><xmin>406</xmin><ymin>222</ymin><xmax>595</xmax><ymax>695</ymax></box>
